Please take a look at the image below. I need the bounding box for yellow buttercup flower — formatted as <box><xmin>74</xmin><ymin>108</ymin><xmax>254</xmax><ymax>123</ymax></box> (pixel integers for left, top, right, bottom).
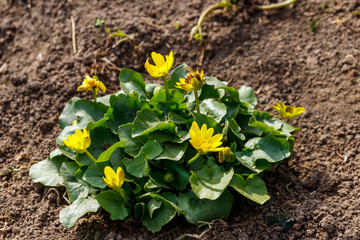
<box><xmin>218</xmin><ymin>147</ymin><xmax>231</xmax><ymax>163</ymax></box>
<box><xmin>62</xmin><ymin>129</ymin><xmax>91</xmax><ymax>154</ymax></box>
<box><xmin>189</xmin><ymin>122</ymin><xmax>225</xmax><ymax>155</ymax></box>
<box><xmin>271</xmin><ymin>102</ymin><xmax>305</xmax><ymax>121</ymax></box>
<box><xmin>77</xmin><ymin>75</ymin><xmax>106</xmax><ymax>93</ymax></box>
<box><xmin>103</xmin><ymin>166</ymin><xmax>125</xmax><ymax>191</ymax></box>
<box><xmin>144</xmin><ymin>50</ymin><xmax>174</xmax><ymax>78</ymax></box>
<box><xmin>176</xmin><ymin>69</ymin><xmax>204</xmax><ymax>92</ymax></box>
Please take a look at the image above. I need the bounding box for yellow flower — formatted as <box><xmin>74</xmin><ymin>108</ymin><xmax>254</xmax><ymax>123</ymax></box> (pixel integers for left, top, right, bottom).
<box><xmin>103</xmin><ymin>166</ymin><xmax>125</xmax><ymax>191</ymax></box>
<box><xmin>176</xmin><ymin>69</ymin><xmax>204</xmax><ymax>91</ymax></box>
<box><xmin>272</xmin><ymin>102</ymin><xmax>305</xmax><ymax>120</ymax></box>
<box><xmin>189</xmin><ymin>122</ymin><xmax>225</xmax><ymax>155</ymax></box>
<box><xmin>218</xmin><ymin>147</ymin><xmax>231</xmax><ymax>163</ymax></box>
<box><xmin>62</xmin><ymin>129</ymin><xmax>91</xmax><ymax>154</ymax></box>
<box><xmin>77</xmin><ymin>75</ymin><xmax>106</xmax><ymax>93</ymax></box>
<box><xmin>144</xmin><ymin>50</ymin><xmax>174</xmax><ymax>78</ymax></box>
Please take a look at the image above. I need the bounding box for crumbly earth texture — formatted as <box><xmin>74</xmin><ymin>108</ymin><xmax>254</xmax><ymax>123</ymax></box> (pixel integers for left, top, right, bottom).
<box><xmin>1</xmin><ymin>0</ymin><xmax>360</xmax><ymax>239</ymax></box>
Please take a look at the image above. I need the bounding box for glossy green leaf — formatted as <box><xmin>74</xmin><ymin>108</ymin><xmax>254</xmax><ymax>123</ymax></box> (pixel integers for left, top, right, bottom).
<box><xmin>148</xmin><ymin>198</ymin><xmax>162</xmax><ymax>218</ymax></box>
<box><xmin>118</xmin><ymin>123</ymin><xmax>148</xmax><ymax>157</ymax></box>
<box><xmin>83</xmin><ymin>162</ymin><xmax>109</xmax><ymax>188</ymax></box>
<box><xmin>60</xmin><ymin>162</ymin><xmax>89</xmax><ymax>202</ymax></box>
<box><xmin>107</xmin><ymin>94</ymin><xmax>142</xmax><ymax>134</ymax></box>
<box><xmin>124</xmin><ymin>140</ymin><xmax>162</xmax><ymax>178</ymax></box>
<box><xmin>192</xmin><ymin>112</ymin><xmax>221</xmax><ymax>134</ymax></box>
<box><xmin>190</xmin><ymin>165</ymin><xmax>234</xmax><ymax>200</ymax></box>
<box><xmin>228</xmin><ymin>118</ymin><xmax>246</xmax><ymax>141</ymax></box>
<box><xmin>96</xmin><ymin>190</ymin><xmax>129</xmax><ymax>220</ymax></box>
<box><xmin>132</xmin><ymin>109</ymin><xmax>177</xmax><ymax>138</ymax></box>
<box><xmin>200</xmin><ymin>99</ymin><xmax>227</xmax><ymax>122</ymax></box>
<box><xmin>59</xmin><ymin>97</ymin><xmax>81</xmax><ymax>129</ymax></box>
<box><xmin>59</xmin><ymin>197</ymin><xmax>100</xmax><ymax>228</ymax></box>
<box><xmin>177</xmin><ymin>190</ymin><xmax>233</xmax><ymax>225</ymax></box>
<box><xmin>229</xmin><ymin>174</ymin><xmax>270</xmax><ymax>204</ymax></box>
<box><xmin>97</xmin><ymin>141</ymin><xmax>125</xmax><ymax>163</ymax></box>
<box><xmin>119</xmin><ymin>68</ymin><xmax>146</xmax><ymax>91</ymax></box>
<box><xmin>155</xmin><ymin>142</ymin><xmax>188</xmax><ymax>161</ymax></box>
<box><xmin>29</xmin><ymin>155</ymin><xmax>68</xmax><ymax>187</ymax></box>
<box><xmin>239</xmin><ymin>85</ymin><xmax>257</xmax><ymax>107</ymax></box>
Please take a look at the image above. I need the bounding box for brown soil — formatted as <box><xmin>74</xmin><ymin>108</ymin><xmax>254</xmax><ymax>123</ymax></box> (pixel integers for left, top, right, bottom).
<box><xmin>1</xmin><ymin>0</ymin><xmax>360</xmax><ymax>239</ymax></box>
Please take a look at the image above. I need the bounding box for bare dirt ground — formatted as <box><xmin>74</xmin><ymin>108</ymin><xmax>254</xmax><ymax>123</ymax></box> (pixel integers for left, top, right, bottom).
<box><xmin>0</xmin><ymin>0</ymin><xmax>359</xmax><ymax>239</ymax></box>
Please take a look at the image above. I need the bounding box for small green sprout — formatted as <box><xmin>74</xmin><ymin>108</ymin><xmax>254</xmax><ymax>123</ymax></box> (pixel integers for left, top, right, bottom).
<box><xmin>95</xmin><ymin>18</ymin><xmax>105</xmax><ymax>28</ymax></box>
<box><xmin>105</xmin><ymin>28</ymin><xmax>137</xmax><ymax>49</ymax></box>
<box><xmin>309</xmin><ymin>19</ymin><xmax>318</xmax><ymax>33</ymax></box>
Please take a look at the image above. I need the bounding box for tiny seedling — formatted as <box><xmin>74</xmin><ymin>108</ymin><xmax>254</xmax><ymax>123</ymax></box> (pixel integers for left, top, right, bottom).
<box><xmin>309</xmin><ymin>19</ymin><xmax>318</xmax><ymax>33</ymax></box>
<box><xmin>105</xmin><ymin>28</ymin><xmax>137</xmax><ymax>49</ymax></box>
<box><xmin>95</xmin><ymin>18</ymin><xmax>105</xmax><ymax>28</ymax></box>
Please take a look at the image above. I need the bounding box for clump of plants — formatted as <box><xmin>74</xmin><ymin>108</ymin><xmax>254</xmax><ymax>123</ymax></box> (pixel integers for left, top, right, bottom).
<box><xmin>30</xmin><ymin>51</ymin><xmax>304</xmax><ymax>232</ymax></box>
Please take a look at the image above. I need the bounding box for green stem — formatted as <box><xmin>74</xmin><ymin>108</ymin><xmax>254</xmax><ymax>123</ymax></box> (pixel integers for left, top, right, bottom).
<box><xmin>85</xmin><ymin>150</ymin><xmax>97</xmax><ymax>164</ymax></box>
<box><xmin>119</xmin><ymin>189</ymin><xmax>131</xmax><ymax>208</ymax></box>
<box><xmin>190</xmin><ymin>1</ymin><xmax>227</xmax><ymax>40</ymax></box>
<box><xmin>187</xmin><ymin>151</ymin><xmax>201</xmax><ymax>166</ymax></box>
<box><xmin>255</xmin><ymin>0</ymin><xmax>298</xmax><ymax>10</ymax></box>
<box><xmin>194</xmin><ymin>90</ymin><xmax>200</xmax><ymax>114</ymax></box>
<box><xmin>92</xmin><ymin>88</ymin><xmax>97</xmax><ymax>102</ymax></box>
<box><xmin>162</xmin><ymin>76</ymin><xmax>170</xmax><ymax>101</ymax></box>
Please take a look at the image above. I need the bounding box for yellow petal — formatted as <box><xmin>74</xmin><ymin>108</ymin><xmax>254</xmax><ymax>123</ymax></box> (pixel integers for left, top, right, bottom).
<box><xmin>103</xmin><ymin>177</ymin><xmax>114</xmax><ymax>188</ymax></box>
<box><xmin>116</xmin><ymin>167</ymin><xmax>125</xmax><ymax>187</ymax></box>
<box><xmin>104</xmin><ymin>166</ymin><xmax>116</xmax><ymax>180</ymax></box>
<box><xmin>152</xmin><ymin>52</ymin><xmax>165</xmax><ymax>66</ymax></box>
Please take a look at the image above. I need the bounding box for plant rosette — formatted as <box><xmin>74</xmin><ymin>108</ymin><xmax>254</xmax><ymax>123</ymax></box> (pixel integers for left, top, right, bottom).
<box><xmin>30</xmin><ymin>52</ymin><xmax>301</xmax><ymax>233</ymax></box>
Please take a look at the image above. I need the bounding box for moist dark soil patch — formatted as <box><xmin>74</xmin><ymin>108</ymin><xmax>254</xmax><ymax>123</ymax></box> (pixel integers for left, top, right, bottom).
<box><xmin>1</xmin><ymin>0</ymin><xmax>360</xmax><ymax>239</ymax></box>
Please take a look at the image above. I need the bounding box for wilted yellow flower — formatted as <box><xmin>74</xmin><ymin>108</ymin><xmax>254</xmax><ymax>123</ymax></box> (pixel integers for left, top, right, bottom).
<box><xmin>77</xmin><ymin>75</ymin><xmax>106</xmax><ymax>93</ymax></box>
<box><xmin>189</xmin><ymin>122</ymin><xmax>225</xmax><ymax>155</ymax></box>
<box><xmin>218</xmin><ymin>147</ymin><xmax>231</xmax><ymax>163</ymax></box>
<box><xmin>176</xmin><ymin>69</ymin><xmax>204</xmax><ymax>91</ymax></box>
<box><xmin>272</xmin><ymin>102</ymin><xmax>305</xmax><ymax>121</ymax></box>
<box><xmin>62</xmin><ymin>129</ymin><xmax>91</xmax><ymax>154</ymax></box>
<box><xmin>103</xmin><ymin>166</ymin><xmax>125</xmax><ymax>191</ymax></box>
<box><xmin>144</xmin><ymin>50</ymin><xmax>174</xmax><ymax>78</ymax></box>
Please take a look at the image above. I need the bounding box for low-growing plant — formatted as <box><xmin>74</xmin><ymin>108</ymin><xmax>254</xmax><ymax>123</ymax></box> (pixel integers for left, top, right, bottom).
<box><xmin>30</xmin><ymin>51</ymin><xmax>303</xmax><ymax>232</ymax></box>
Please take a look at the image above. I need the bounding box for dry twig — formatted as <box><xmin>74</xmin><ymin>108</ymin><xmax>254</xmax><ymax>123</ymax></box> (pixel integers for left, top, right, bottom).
<box><xmin>71</xmin><ymin>16</ymin><xmax>77</xmax><ymax>54</ymax></box>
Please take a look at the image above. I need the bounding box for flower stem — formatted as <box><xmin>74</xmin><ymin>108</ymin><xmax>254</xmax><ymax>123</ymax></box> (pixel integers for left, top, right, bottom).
<box><xmin>189</xmin><ymin>1</ymin><xmax>228</xmax><ymax>40</ymax></box>
<box><xmin>162</xmin><ymin>76</ymin><xmax>170</xmax><ymax>101</ymax></box>
<box><xmin>187</xmin><ymin>151</ymin><xmax>201</xmax><ymax>166</ymax></box>
<box><xmin>119</xmin><ymin>189</ymin><xmax>131</xmax><ymax>208</ymax></box>
<box><xmin>92</xmin><ymin>88</ymin><xmax>97</xmax><ymax>102</ymax></box>
<box><xmin>85</xmin><ymin>150</ymin><xmax>97</xmax><ymax>164</ymax></box>
<box><xmin>255</xmin><ymin>0</ymin><xmax>298</xmax><ymax>10</ymax></box>
<box><xmin>194</xmin><ymin>90</ymin><xmax>200</xmax><ymax>114</ymax></box>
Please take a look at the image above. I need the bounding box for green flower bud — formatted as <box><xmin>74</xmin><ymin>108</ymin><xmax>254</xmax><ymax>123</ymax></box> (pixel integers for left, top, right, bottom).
<box><xmin>129</xmin><ymin>90</ymin><xmax>139</xmax><ymax>98</ymax></box>
<box><xmin>153</xmin><ymin>86</ymin><xmax>163</xmax><ymax>96</ymax></box>
<box><xmin>164</xmin><ymin>172</ymin><xmax>175</xmax><ymax>183</ymax></box>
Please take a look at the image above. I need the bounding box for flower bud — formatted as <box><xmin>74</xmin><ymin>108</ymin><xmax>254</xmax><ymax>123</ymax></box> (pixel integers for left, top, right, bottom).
<box><xmin>164</xmin><ymin>172</ymin><xmax>175</xmax><ymax>183</ymax></box>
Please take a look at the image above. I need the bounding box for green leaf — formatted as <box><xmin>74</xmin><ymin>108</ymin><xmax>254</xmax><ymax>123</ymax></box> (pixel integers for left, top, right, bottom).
<box><xmin>204</xmin><ymin>77</ymin><xmax>227</xmax><ymax>98</ymax></box>
<box><xmin>177</xmin><ymin>190</ymin><xmax>233</xmax><ymax>225</ymax></box>
<box><xmin>59</xmin><ymin>197</ymin><xmax>100</xmax><ymax>228</ymax></box>
<box><xmin>82</xmin><ymin>162</ymin><xmax>109</xmax><ymax>188</ymax></box>
<box><xmin>96</xmin><ymin>190</ymin><xmax>129</xmax><ymax>220</ymax></box>
<box><xmin>119</xmin><ymin>68</ymin><xmax>146</xmax><ymax>91</ymax></box>
<box><xmin>167</xmin><ymin>63</ymin><xmax>189</xmax><ymax>91</ymax></box>
<box><xmin>228</xmin><ymin>118</ymin><xmax>246</xmax><ymax>141</ymax></box>
<box><xmin>124</xmin><ymin>140</ymin><xmax>162</xmax><ymax>178</ymax></box>
<box><xmin>229</xmin><ymin>174</ymin><xmax>270</xmax><ymax>204</ymax></box>
<box><xmin>120</xmin><ymin>82</ymin><xmax>147</xmax><ymax>99</ymax></box>
<box><xmin>256</xmin><ymin>134</ymin><xmax>291</xmax><ymax>163</ymax></box>
<box><xmin>165</xmin><ymin>161</ymin><xmax>190</xmax><ymax>191</ymax></box>
<box><xmin>190</xmin><ymin>165</ymin><xmax>234</xmax><ymax>200</ymax></box>
<box><xmin>118</xmin><ymin>123</ymin><xmax>148</xmax><ymax>157</ymax></box>
<box><xmin>29</xmin><ymin>155</ymin><xmax>68</xmax><ymax>187</ymax></box>
<box><xmin>192</xmin><ymin>112</ymin><xmax>221</xmax><ymax>134</ymax></box>
<box><xmin>77</xmin><ymin>126</ymin><xmax>118</xmax><ymax>166</ymax></box>
<box><xmin>145</xmin><ymin>83</ymin><xmax>162</xmax><ymax>99</ymax></box>
<box><xmin>97</xmin><ymin>141</ymin><xmax>125</xmax><ymax>163</ymax></box>
<box><xmin>155</xmin><ymin>142</ymin><xmax>188</xmax><ymax>161</ymax></box>
<box><xmin>132</xmin><ymin>109</ymin><xmax>177</xmax><ymax>138</ymax></box>
<box><xmin>107</xmin><ymin>94</ymin><xmax>142</xmax><ymax>134</ymax></box>
<box><xmin>239</xmin><ymin>85</ymin><xmax>257</xmax><ymax>107</ymax></box>
<box><xmin>150</xmin><ymin>89</ymin><xmax>185</xmax><ymax>109</ymax></box>
<box><xmin>141</xmin><ymin>192</ymin><xmax>180</xmax><ymax>233</ymax></box>
<box><xmin>218</xmin><ymin>86</ymin><xmax>240</xmax><ymax>102</ymax></box>
<box><xmin>59</xmin><ymin>97</ymin><xmax>81</xmax><ymax>129</ymax></box>
<box><xmin>200</xmin><ymin>99</ymin><xmax>227</xmax><ymax>122</ymax></box>
<box><xmin>60</xmin><ymin>162</ymin><xmax>89</xmax><ymax>202</ymax></box>
<box><xmin>148</xmin><ymin>198</ymin><xmax>162</xmax><ymax>218</ymax></box>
